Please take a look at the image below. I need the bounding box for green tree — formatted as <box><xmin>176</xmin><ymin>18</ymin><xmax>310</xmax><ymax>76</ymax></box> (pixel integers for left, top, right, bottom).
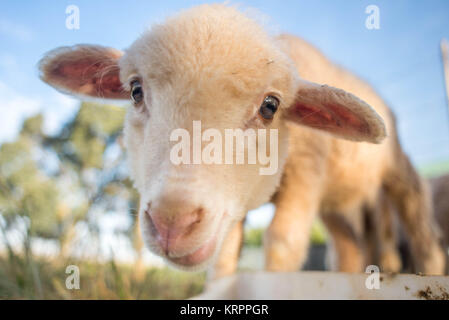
<box><xmin>0</xmin><ymin>102</ymin><xmax>137</xmax><ymax>249</ymax></box>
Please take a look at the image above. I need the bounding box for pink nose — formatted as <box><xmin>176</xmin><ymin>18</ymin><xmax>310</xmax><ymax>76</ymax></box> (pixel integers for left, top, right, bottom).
<box><xmin>148</xmin><ymin>207</ymin><xmax>203</xmax><ymax>253</ymax></box>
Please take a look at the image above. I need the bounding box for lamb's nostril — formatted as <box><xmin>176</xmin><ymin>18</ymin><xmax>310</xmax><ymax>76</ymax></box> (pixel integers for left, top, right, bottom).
<box><xmin>181</xmin><ymin>208</ymin><xmax>203</xmax><ymax>229</ymax></box>
<box><xmin>148</xmin><ymin>206</ymin><xmax>204</xmax><ymax>253</ymax></box>
<box><xmin>149</xmin><ymin>213</ymin><xmax>169</xmax><ymax>237</ymax></box>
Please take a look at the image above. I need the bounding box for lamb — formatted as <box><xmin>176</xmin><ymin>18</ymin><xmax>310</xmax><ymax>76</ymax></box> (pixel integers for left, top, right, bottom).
<box><xmin>431</xmin><ymin>174</ymin><xmax>449</xmax><ymax>251</ymax></box>
<box><xmin>38</xmin><ymin>4</ymin><xmax>446</xmax><ymax>277</ymax></box>
<box><xmin>364</xmin><ymin>174</ymin><xmax>449</xmax><ymax>273</ymax></box>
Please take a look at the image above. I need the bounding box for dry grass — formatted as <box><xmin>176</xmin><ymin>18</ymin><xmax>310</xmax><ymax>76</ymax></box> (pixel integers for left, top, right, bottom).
<box><xmin>0</xmin><ymin>250</ymin><xmax>205</xmax><ymax>300</ymax></box>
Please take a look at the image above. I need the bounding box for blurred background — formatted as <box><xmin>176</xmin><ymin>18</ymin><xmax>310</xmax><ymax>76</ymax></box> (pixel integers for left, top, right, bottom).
<box><xmin>0</xmin><ymin>0</ymin><xmax>448</xmax><ymax>299</ymax></box>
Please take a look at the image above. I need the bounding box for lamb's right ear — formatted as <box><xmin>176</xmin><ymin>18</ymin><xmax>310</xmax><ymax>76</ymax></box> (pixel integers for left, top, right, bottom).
<box><xmin>39</xmin><ymin>45</ymin><xmax>129</xmax><ymax>100</ymax></box>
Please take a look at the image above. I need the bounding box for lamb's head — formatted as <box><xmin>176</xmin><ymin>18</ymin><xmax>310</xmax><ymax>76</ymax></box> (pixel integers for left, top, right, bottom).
<box><xmin>39</xmin><ymin>4</ymin><xmax>386</xmax><ymax>270</ymax></box>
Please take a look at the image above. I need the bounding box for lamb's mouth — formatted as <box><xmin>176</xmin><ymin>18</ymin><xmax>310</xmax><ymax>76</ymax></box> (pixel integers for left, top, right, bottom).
<box><xmin>168</xmin><ymin>235</ymin><xmax>217</xmax><ymax>267</ymax></box>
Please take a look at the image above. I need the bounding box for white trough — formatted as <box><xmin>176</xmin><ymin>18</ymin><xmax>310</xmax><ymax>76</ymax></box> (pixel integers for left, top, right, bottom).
<box><xmin>193</xmin><ymin>271</ymin><xmax>449</xmax><ymax>300</ymax></box>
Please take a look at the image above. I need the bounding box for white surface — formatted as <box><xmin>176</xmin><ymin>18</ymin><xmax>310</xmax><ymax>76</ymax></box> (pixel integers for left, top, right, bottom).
<box><xmin>193</xmin><ymin>271</ymin><xmax>449</xmax><ymax>300</ymax></box>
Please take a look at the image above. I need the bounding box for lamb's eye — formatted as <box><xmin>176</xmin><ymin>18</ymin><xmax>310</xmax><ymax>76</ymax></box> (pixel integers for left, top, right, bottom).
<box><xmin>130</xmin><ymin>79</ymin><xmax>143</xmax><ymax>105</ymax></box>
<box><xmin>259</xmin><ymin>96</ymin><xmax>279</xmax><ymax>120</ymax></box>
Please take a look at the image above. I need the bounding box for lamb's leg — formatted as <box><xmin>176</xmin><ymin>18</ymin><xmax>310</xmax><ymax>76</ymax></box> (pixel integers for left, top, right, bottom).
<box><xmin>322</xmin><ymin>213</ymin><xmax>365</xmax><ymax>272</ymax></box>
<box><xmin>264</xmin><ymin>162</ymin><xmax>323</xmax><ymax>271</ymax></box>
<box><xmin>209</xmin><ymin>221</ymin><xmax>243</xmax><ymax>279</ymax></box>
<box><xmin>374</xmin><ymin>189</ymin><xmax>402</xmax><ymax>273</ymax></box>
<box><xmin>383</xmin><ymin>151</ymin><xmax>446</xmax><ymax>275</ymax></box>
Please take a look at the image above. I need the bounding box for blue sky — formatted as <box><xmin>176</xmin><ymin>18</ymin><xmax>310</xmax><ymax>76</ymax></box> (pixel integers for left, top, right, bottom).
<box><xmin>1</xmin><ymin>0</ymin><xmax>449</xmax><ymax>167</ymax></box>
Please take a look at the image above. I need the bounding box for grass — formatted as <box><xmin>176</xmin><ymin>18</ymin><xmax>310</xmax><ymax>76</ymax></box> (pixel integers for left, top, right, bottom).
<box><xmin>0</xmin><ymin>252</ymin><xmax>205</xmax><ymax>300</ymax></box>
<box><xmin>244</xmin><ymin>219</ymin><xmax>328</xmax><ymax>248</ymax></box>
<box><xmin>1</xmin><ymin>215</ymin><xmax>328</xmax><ymax>299</ymax></box>
<box><xmin>419</xmin><ymin>159</ymin><xmax>449</xmax><ymax>178</ymax></box>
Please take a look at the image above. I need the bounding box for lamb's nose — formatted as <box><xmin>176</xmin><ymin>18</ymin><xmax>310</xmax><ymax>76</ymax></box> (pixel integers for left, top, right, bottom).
<box><xmin>148</xmin><ymin>208</ymin><xmax>203</xmax><ymax>253</ymax></box>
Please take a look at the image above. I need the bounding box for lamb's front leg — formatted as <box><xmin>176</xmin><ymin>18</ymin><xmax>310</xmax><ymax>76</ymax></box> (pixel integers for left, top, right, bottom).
<box><xmin>208</xmin><ymin>221</ymin><xmax>244</xmax><ymax>279</ymax></box>
<box><xmin>264</xmin><ymin>163</ymin><xmax>323</xmax><ymax>271</ymax></box>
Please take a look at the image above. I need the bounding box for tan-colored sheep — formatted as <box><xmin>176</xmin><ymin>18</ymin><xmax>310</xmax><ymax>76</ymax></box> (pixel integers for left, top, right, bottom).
<box><xmin>38</xmin><ymin>4</ymin><xmax>445</xmax><ymax>277</ymax></box>
<box><xmin>431</xmin><ymin>174</ymin><xmax>449</xmax><ymax>250</ymax></box>
<box><xmin>365</xmin><ymin>174</ymin><xmax>449</xmax><ymax>274</ymax></box>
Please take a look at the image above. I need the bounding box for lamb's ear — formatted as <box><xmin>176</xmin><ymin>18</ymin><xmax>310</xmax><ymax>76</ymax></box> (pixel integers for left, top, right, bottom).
<box><xmin>39</xmin><ymin>45</ymin><xmax>129</xmax><ymax>100</ymax></box>
<box><xmin>284</xmin><ymin>80</ymin><xmax>386</xmax><ymax>143</ymax></box>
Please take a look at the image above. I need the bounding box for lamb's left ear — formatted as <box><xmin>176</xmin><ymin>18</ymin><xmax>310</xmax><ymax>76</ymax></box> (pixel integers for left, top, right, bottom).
<box><xmin>284</xmin><ymin>80</ymin><xmax>387</xmax><ymax>143</ymax></box>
